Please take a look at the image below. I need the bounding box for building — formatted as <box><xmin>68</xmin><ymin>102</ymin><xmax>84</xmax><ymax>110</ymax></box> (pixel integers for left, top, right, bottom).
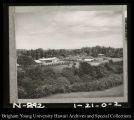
<box><xmin>34</xmin><ymin>60</ymin><xmax>42</xmax><ymax>64</ymax></box>
<box><xmin>34</xmin><ymin>57</ymin><xmax>59</xmax><ymax>65</ymax></box>
<box><xmin>97</xmin><ymin>54</ymin><xmax>105</xmax><ymax>61</ymax></box>
<box><xmin>39</xmin><ymin>57</ymin><xmax>59</xmax><ymax>63</ymax></box>
<box><xmin>83</xmin><ymin>56</ymin><xmax>94</xmax><ymax>62</ymax></box>
<box><xmin>98</xmin><ymin>54</ymin><xmax>105</xmax><ymax>57</ymax></box>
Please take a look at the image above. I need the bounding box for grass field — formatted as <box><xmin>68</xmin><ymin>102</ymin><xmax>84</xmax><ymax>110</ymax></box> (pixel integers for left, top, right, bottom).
<box><xmin>44</xmin><ymin>85</ymin><xmax>123</xmax><ymax>98</ymax></box>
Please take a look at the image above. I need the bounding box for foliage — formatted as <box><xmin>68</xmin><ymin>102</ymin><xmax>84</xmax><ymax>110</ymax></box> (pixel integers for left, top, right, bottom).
<box><xmin>26</xmin><ymin>77</ymin><xmax>71</xmax><ymax>98</ymax></box>
<box><xmin>17</xmin><ymin>55</ymin><xmax>35</xmax><ymax>66</ymax></box>
<box><xmin>69</xmin><ymin>74</ymin><xmax>123</xmax><ymax>92</ymax></box>
<box><xmin>61</xmin><ymin>68</ymin><xmax>82</xmax><ymax>84</ymax></box>
<box><xmin>78</xmin><ymin>62</ymin><xmax>109</xmax><ymax>79</ymax></box>
<box><xmin>17</xmin><ymin>46</ymin><xmax>123</xmax><ymax>60</ymax></box>
<box><xmin>24</xmin><ymin>66</ymin><xmax>56</xmax><ymax>81</ymax></box>
<box><xmin>17</xmin><ymin>60</ymin><xmax>123</xmax><ymax>98</ymax></box>
<box><xmin>104</xmin><ymin>61</ymin><xmax>123</xmax><ymax>74</ymax></box>
<box><xmin>18</xmin><ymin>86</ymin><xmax>27</xmax><ymax>99</ymax></box>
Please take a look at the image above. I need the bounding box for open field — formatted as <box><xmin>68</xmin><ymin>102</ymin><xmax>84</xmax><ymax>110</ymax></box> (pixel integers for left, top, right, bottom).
<box><xmin>44</xmin><ymin>85</ymin><xmax>123</xmax><ymax>98</ymax></box>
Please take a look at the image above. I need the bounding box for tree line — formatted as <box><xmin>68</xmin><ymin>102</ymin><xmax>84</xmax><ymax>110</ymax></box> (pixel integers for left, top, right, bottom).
<box><xmin>17</xmin><ymin>46</ymin><xmax>123</xmax><ymax>60</ymax></box>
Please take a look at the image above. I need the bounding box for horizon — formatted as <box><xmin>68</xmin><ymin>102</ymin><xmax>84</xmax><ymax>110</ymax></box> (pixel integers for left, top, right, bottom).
<box><xmin>16</xmin><ymin>45</ymin><xmax>123</xmax><ymax>51</ymax></box>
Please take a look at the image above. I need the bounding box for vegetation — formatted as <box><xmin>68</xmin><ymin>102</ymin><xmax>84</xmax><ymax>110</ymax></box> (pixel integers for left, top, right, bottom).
<box><xmin>17</xmin><ymin>46</ymin><xmax>123</xmax><ymax>62</ymax></box>
<box><xmin>18</xmin><ymin>60</ymin><xmax>123</xmax><ymax>98</ymax></box>
<box><xmin>17</xmin><ymin>55</ymin><xmax>35</xmax><ymax>66</ymax></box>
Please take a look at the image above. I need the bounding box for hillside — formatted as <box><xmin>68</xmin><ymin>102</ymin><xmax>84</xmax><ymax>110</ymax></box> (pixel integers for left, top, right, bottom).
<box><xmin>44</xmin><ymin>85</ymin><xmax>123</xmax><ymax>98</ymax></box>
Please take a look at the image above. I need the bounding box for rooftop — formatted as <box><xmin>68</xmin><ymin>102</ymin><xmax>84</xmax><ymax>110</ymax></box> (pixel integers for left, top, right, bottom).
<box><xmin>34</xmin><ymin>60</ymin><xmax>42</xmax><ymax>63</ymax></box>
<box><xmin>98</xmin><ymin>54</ymin><xmax>105</xmax><ymax>56</ymax></box>
<box><xmin>39</xmin><ymin>57</ymin><xmax>58</xmax><ymax>61</ymax></box>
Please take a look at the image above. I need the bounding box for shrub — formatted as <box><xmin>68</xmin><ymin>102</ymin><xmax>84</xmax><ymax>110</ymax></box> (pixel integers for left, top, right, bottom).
<box><xmin>55</xmin><ymin>77</ymin><xmax>71</xmax><ymax>92</ymax></box>
<box><xmin>24</xmin><ymin>66</ymin><xmax>56</xmax><ymax>81</ymax></box>
<box><xmin>31</xmin><ymin>77</ymin><xmax>71</xmax><ymax>98</ymax></box>
<box><xmin>17</xmin><ymin>60</ymin><xmax>123</xmax><ymax>98</ymax></box>
<box><xmin>24</xmin><ymin>66</ymin><xmax>44</xmax><ymax>80</ymax></box>
<box><xmin>33</xmin><ymin>84</ymin><xmax>54</xmax><ymax>98</ymax></box>
<box><xmin>95</xmin><ymin>65</ymin><xmax>109</xmax><ymax>78</ymax></box>
<box><xmin>80</xmin><ymin>74</ymin><xmax>93</xmax><ymax>82</ymax></box>
<box><xmin>104</xmin><ymin>62</ymin><xmax>123</xmax><ymax>74</ymax></box>
<box><xmin>18</xmin><ymin>86</ymin><xmax>27</xmax><ymax>99</ymax></box>
<box><xmin>17</xmin><ymin>55</ymin><xmax>35</xmax><ymax>66</ymax></box>
<box><xmin>17</xmin><ymin>69</ymin><xmax>27</xmax><ymax>86</ymax></box>
<box><xmin>42</xmin><ymin>77</ymin><xmax>57</xmax><ymax>85</ymax></box>
<box><xmin>70</xmin><ymin>74</ymin><xmax>123</xmax><ymax>92</ymax></box>
<box><xmin>56</xmin><ymin>77</ymin><xmax>70</xmax><ymax>85</ymax></box>
<box><xmin>78</xmin><ymin>62</ymin><xmax>93</xmax><ymax>76</ymax></box>
<box><xmin>70</xmin><ymin>83</ymin><xmax>87</xmax><ymax>92</ymax></box>
<box><xmin>78</xmin><ymin>62</ymin><xmax>109</xmax><ymax>79</ymax></box>
<box><xmin>18</xmin><ymin>76</ymin><xmax>44</xmax><ymax>98</ymax></box>
<box><xmin>61</xmin><ymin>68</ymin><xmax>82</xmax><ymax>84</ymax></box>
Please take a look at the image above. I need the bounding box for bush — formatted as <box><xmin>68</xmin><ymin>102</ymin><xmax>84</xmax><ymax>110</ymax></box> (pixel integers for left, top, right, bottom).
<box><xmin>70</xmin><ymin>82</ymin><xmax>87</xmax><ymax>92</ymax></box>
<box><xmin>55</xmin><ymin>77</ymin><xmax>71</xmax><ymax>93</ymax></box>
<box><xmin>29</xmin><ymin>77</ymin><xmax>71</xmax><ymax>98</ymax></box>
<box><xmin>17</xmin><ymin>69</ymin><xmax>27</xmax><ymax>86</ymax></box>
<box><xmin>18</xmin><ymin>86</ymin><xmax>27</xmax><ymax>99</ymax></box>
<box><xmin>78</xmin><ymin>62</ymin><xmax>93</xmax><ymax>76</ymax></box>
<box><xmin>61</xmin><ymin>68</ymin><xmax>82</xmax><ymax>84</ymax></box>
<box><xmin>17</xmin><ymin>60</ymin><xmax>123</xmax><ymax>98</ymax></box>
<box><xmin>33</xmin><ymin>84</ymin><xmax>54</xmax><ymax>98</ymax></box>
<box><xmin>17</xmin><ymin>55</ymin><xmax>35</xmax><ymax>66</ymax></box>
<box><xmin>24</xmin><ymin>66</ymin><xmax>44</xmax><ymax>80</ymax></box>
<box><xmin>24</xmin><ymin>66</ymin><xmax>56</xmax><ymax>81</ymax></box>
<box><xmin>80</xmin><ymin>74</ymin><xmax>93</xmax><ymax>82</ymax></box>
<box><xmin>78</xmin><ymin>62</ymin><xmax>109</xmax><ymax>79</ymax></box>
<box><xmin>69</xmin><ymin>74</ymin><xmax>123</xmax><ymax>92</ymax></box>
<box><xmin>18</xmin><ymin>76</ymin><xmax>45</xmax><ymax>98</ymax></box>
<box><xmin>104</xmin><ymin>61</ymin><xmax>123</xmax><ymax>74</ymax></box>
<box><xmin>94</xmin><ymin>65</ymin><xmax>109</xmax><ymax>78</ymax></box>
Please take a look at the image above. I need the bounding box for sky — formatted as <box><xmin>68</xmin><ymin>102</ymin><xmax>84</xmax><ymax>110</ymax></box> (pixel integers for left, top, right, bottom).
<box><xmin>15</xmin><ymin>6</ymin><xmax>125</xmax><ymax>50</ymax></box>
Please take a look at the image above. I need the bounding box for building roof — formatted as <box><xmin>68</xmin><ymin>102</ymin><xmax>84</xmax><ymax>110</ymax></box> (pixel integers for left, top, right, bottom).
<box><xmin>39</xmin><ymin>57</ymin><xmax>58</xmax><ymax>61</ymax></box>
<box><xmin>98</xmin><ymin>54</ymin><xmax>105</xmax><ymax>56</ymax></box>
<box><xmin>34</xmin><ymin>60</ymin><xmax>42</xmax><ymax>63</ymax></box>
<box><xmin>83</xmin><ymin>56</ymin><xmax>94</xmax><ymax>59</ymax></box>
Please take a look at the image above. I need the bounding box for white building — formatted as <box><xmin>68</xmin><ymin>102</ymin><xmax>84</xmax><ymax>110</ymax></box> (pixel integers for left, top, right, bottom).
<box><xmin>84</xmin><ymin>58</ymin><xmax>94</xmax><ymax>62</ymax></box>
<box><xmin>34</xmin><ymin>60</ymin><xmax>42</xmax><ymax>64</ymax></box>
<box><xmin>98</xmin><ymin>54</ymin><xmax>105</xmax><ymax>57</ymax></box>
<box><xmin>34</xmin><ymin>57</ymin><xmax>59</xmax><ymax>65</ymax></box>
<box><xmin>83</xmin><ymin>56</ymin><xmax>94</xmax><ymax>62</ymax></box>
<box><xmin>97</xmin><ymin>54</ymin><xmax>105</xmax><ymax>62</ymax></box>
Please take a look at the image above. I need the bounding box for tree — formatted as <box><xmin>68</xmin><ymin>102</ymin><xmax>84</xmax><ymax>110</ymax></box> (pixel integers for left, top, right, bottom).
<box><xmin>17</xmin><ymin>55</ymin><xmax>35</xmax><ymax>66</ymax></box>
<box><xmin>78</xmin><ymin>62</ymin><xmax>93</xmax><ymax>76</ymax></box>
<box><xmin>61</xmin><ymin>67</ymin><xmax>78</xmax><ymax>84</ymax></box>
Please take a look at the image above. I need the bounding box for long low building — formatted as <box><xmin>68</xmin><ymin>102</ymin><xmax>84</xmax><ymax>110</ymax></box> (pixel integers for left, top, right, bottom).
<box><xmin>34</xmin><ymin>57</ymin><xmax>67</xmax><ymax>65</ymax></box>
<box><xmin>39</xmin><ymin>57</ymin><xmax>59</xmax><ymax>64</ymax></box>
<box><xmin>34</xmin><ymin>57</ymin><xmax>59</xmax><ymax>64</ymax></box>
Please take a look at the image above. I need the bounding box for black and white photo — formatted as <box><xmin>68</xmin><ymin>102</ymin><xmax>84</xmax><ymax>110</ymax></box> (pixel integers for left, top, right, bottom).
<box><xmin>9</xmin><ymin>5</ymin><xmax>128</xmax><ymax>103</ymax></box>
